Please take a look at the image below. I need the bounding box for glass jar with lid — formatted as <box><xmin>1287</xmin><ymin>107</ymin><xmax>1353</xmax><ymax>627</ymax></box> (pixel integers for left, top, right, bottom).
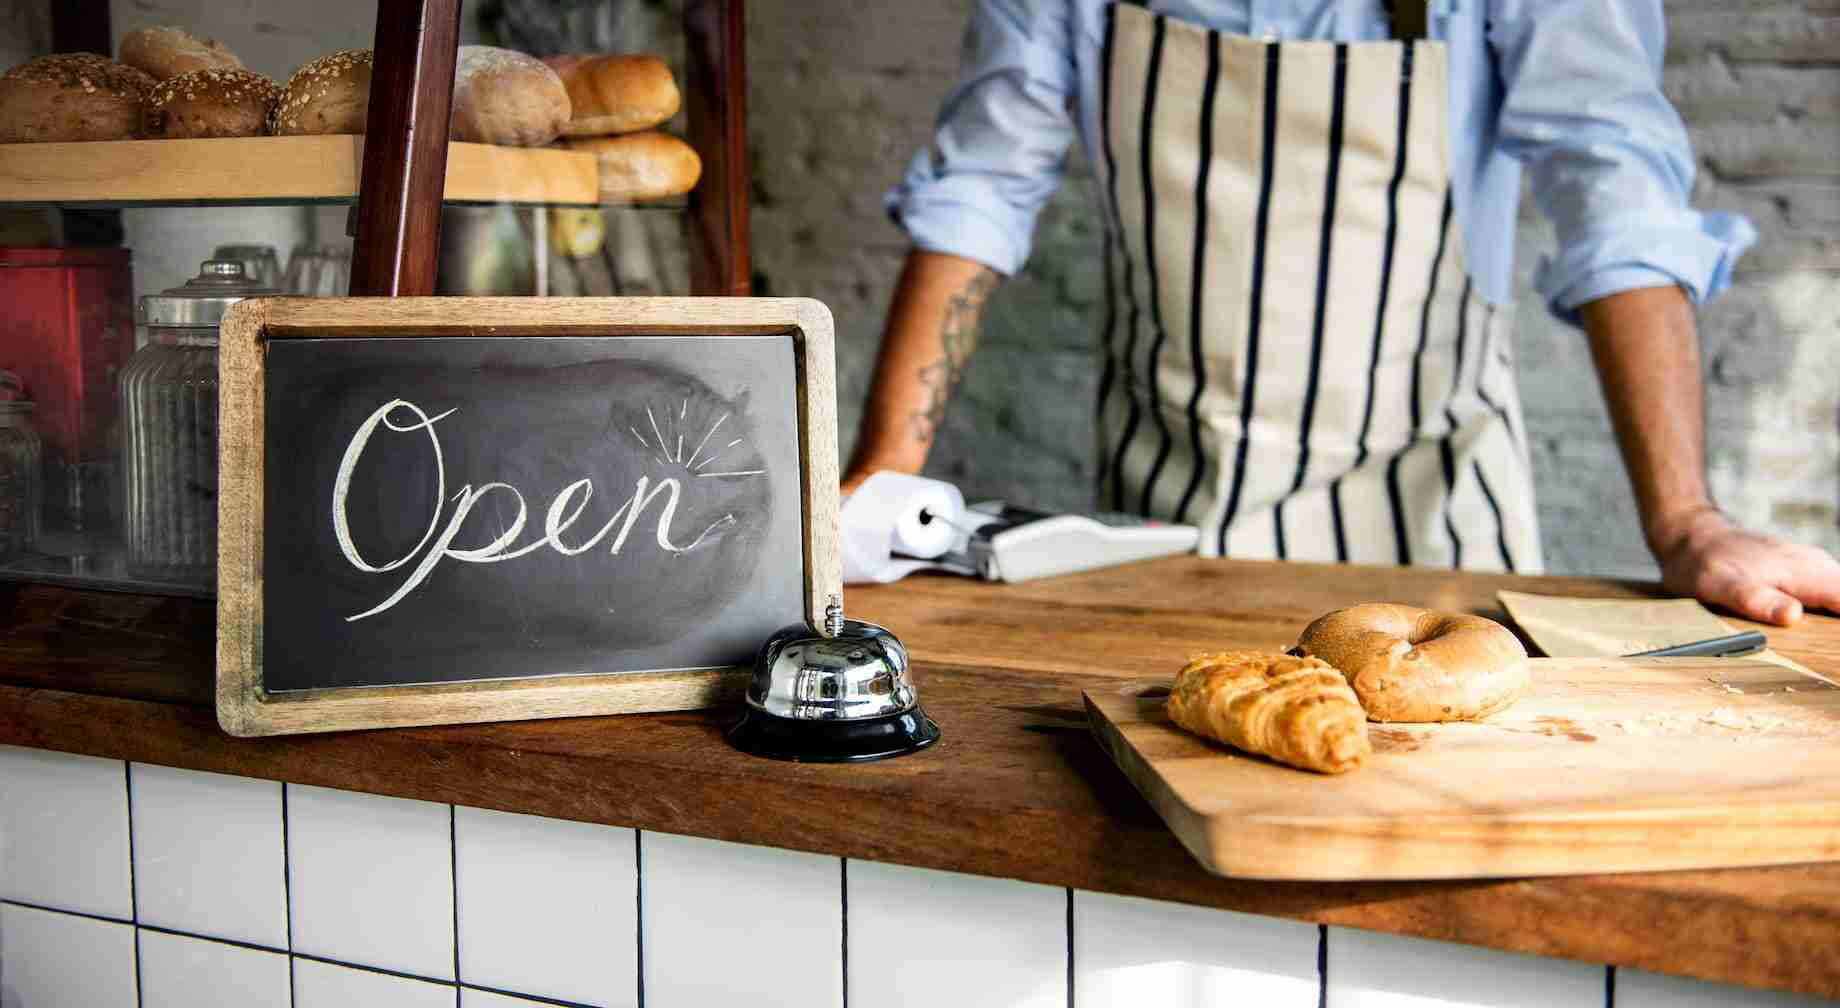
<box><xmin>0</xmin><ymin>399</ymin><xmax>43</xmax><ymax>562</ymax></box>
<box><xmin>121</xmin><ymin>260</ymin><xmax>276</xmax><ymax>587</ymax></box>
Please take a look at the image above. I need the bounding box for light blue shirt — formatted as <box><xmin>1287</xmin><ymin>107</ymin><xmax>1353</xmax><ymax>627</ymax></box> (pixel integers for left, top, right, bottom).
<box><xmin>886</xmin><ymin>0</ymin><xmax>1755</xmax><ymax>321</ymax></box>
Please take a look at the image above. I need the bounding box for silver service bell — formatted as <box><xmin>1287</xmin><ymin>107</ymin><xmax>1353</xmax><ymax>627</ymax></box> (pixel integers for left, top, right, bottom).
<box><xmin>726</xmin><ymin>619</ymin><xmax>940</xmax><ymax>762</ymax></box>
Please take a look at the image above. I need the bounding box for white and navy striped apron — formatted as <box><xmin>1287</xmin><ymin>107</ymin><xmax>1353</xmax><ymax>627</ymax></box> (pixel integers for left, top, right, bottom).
<box><xmin>1097</xmin><ymin>2</ymin><xmax>1542</xmax><ymax>572</ymax></box>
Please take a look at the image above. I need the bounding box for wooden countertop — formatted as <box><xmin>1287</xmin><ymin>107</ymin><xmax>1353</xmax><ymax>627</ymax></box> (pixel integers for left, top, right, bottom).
<box><xmin>3</xmin><ymin>558</ymin><xmax>1839</xmax><ymax>998</ymax></box>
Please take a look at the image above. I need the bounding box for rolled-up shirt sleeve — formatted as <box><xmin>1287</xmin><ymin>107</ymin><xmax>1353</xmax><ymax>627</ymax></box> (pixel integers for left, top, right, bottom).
<box><xmin>885</xmin><ymin>0</ymin><xmax>1079</xmax><ymax>276</ymax></box>
<box><xmin>1488</xmin><ymin>0</ymin><xmax>1755</xmax><ymax>322</ymax></box>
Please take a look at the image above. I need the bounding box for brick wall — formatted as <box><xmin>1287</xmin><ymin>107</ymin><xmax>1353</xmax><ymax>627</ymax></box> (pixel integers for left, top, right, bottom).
<box><xmin>751</xmin><ymin>0</ymin><xmax>1840</xmax><ymax>576</ymax></box>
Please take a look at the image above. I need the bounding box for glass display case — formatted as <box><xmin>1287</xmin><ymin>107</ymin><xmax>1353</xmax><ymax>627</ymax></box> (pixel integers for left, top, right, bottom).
<box><xmin>0</xmin><ymin>0</ymin><xmax>750</xmax><ymax>595</ymax></box>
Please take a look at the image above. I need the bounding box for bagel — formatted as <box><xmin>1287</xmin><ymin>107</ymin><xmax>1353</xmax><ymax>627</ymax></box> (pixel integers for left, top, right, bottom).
<box><xmin>1292</xmin><ymin>603</ymin><xmax>1528</xmax><ymax>723</ymax></box>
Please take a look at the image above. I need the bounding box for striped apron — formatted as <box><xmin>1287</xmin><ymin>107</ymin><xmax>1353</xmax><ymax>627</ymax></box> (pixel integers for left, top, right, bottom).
<box><xmin>1097</xmin><ymin>3</ymin><xmax>1543</xmax><ymax>572</ymax></box>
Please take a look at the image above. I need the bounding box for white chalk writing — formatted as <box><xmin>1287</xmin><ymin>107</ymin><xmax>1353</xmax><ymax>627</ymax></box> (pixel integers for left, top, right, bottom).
<box><xmin>332</xmin><ymin>399</ymin><xmax>738</xmax><ymax>622</ymax></box>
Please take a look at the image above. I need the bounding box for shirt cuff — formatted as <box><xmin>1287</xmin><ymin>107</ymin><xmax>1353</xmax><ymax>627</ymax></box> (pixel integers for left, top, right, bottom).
<box><xmin>1536</xmin><ymin>209</ymin><xmax>1757</xmax><ymax>326</ymax></box>
<box><xmin>884</xmin><ymin>179</ymin><xmax>1034</xmax><ymax>278</ymax></box>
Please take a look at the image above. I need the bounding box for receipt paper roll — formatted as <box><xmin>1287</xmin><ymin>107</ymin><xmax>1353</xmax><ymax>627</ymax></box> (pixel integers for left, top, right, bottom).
<box><xmin>840</xmin><ymin>472</ymin><xmax>966</xmax><ymax>584</ymax></box>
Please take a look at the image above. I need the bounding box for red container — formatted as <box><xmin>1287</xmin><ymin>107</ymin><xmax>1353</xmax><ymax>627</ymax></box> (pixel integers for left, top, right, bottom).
<box><xmin>0</xmin><ymin>247</ymin><xmax>133</xmax><ymax>531</ymax></box>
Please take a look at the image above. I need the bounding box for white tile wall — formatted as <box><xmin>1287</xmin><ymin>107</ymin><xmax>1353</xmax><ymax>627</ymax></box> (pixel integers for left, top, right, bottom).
<box><xmin>454</xmin><ymin>805</ymin><xmax>636</xmax><ymax>1007</ymax></box>
<box><xmin>847</xmin><ymin>860</ymin><xmax>1066</xmax><ymax>1008</ymax></box>
<box><xmin>12</xmin><ymin>747</ymin><xmax>1835</xmax><ymax>1008</ymax></box>
<box><xmin>1618</xmin><ymin>968</ymin><xmax>1838</xmax><ymax>1007</ymax></box>
<box><xmin>1074</xmin><ymin>890</ymin><xmax>1319</xmax><ymax>1007</ymax></box>
<box><xmin>130</xmin><ymin>764</ymin><xmax>287</xmax><ymax>948</ymax></box>
<box><xmin>0</xmin><ymin>902</ymin><xmax>138</xmax><ymax>1008</ymax></box>
<box><xmin>292</xmin><ymin>957</ymin><xmax>456</xmax><ymax>1008</ymax></box>
<box><xmin>1326</xmin><ymin>926</ymin><xmax>1604</xmax><ymax>1007</ymax></box>
<box><xmin>286</xmin><ymin>784</ymin><xmax>455</xmax><ymax>981</ymax></box>
<box><xmin>0</xmin><ymin>746</ymin><xmax>131</xmax><ymax>918</ymax></box>
<box><xmin>137</xmin><ymin>929</ymin><xmax>291</xmax><ymax>1008</ymax></box>
<box><xmin>644</xmin><ymin>832</ymin><xmax>843</xmax><ymax>1008</ymax></box>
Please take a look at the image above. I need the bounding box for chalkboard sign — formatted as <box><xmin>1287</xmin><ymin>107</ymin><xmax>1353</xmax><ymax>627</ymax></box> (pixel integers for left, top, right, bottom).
<box><xmin>215</xmin><ymin>298</ymin><xmax>841</xmax><ymax>737</ymax></box>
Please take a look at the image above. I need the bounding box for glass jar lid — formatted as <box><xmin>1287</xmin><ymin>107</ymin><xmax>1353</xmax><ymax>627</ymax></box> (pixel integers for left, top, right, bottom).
<box><xmin>138</xmin><ymin>260</ymin><xmax>280</xmax><ymax>328</ymax></box>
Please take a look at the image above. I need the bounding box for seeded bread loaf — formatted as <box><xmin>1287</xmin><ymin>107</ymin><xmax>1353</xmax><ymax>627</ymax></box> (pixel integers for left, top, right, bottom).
<box><xmin>144</xmin><ymin>67</ymin><xmax>279</xmax><ymax>139</ymax></box>
<box><xmin>450</xmin><ymin>45</ymin><xmax>570</xmax><ymax>147</ymax></box>
<box><xmin>119</xmin><ymin>26</ymin><xmax>243</xmax><ymax>81</ymax></box>
<box><xmin>273</xmin><ymin>49</ymin><xmax>371</xmax><ymax>136</ymax></box>
<box><xmin>0</xmin><ymin>53</ymin><xmax>154</xmax><ymax>143</ymax></box>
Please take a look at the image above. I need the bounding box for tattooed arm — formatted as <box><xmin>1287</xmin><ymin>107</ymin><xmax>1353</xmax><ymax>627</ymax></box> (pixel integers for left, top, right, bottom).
<box><xmin>843</xmin><ymin>250</ymin><xmax>1001</xmax><ymax>494</ymax></box>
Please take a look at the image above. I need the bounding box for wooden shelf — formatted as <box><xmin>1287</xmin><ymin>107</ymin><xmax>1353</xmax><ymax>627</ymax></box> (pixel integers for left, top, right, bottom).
<box><xmin>0</xmin><ymin>136</ymin><xmax>599</xmax><ymax>208</ymax></box>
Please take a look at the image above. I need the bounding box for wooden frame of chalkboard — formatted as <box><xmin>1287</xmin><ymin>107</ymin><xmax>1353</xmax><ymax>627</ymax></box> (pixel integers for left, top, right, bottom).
<box><xmin>215</xmin><ymin>297</ymin><xmax>841</xmax><ymax>737</ymax></box>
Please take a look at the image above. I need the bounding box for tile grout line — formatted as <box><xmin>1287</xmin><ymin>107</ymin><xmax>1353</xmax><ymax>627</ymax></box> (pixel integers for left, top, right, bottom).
<box><xmin>461</xmin><ymin>981</ymin><xmax>605</xmax><ymax>1008</ymax></box>
<box><xmin>840</xmin><ymin>858</ymin><xmax>849</xmax><ymax>1008</ymax></box>
<box><xmin>282</xmin><ymin>782</ymin><xmax>297</xmax><ymax>1008</ymax></box>
<box><xmin>137</xmin><ymin>920</ymin><xmax>289</xmax><ymax>956</ymax></box>
<box><xmin>635</xmin><ymin>829</ymin><xmax>645</xmax><ymax>1008</ymax></box>
<box><xmin>290</xmin><ymin>948</ymin><xmax>460</xmax><ymax>988</ymax></box>
<box><xmin>451</xmin><ymin>805</ymin><xmax>461</xmax><ymax>988</ymax></box>
<box><xmin>2</xmin><ymin>897</ymin><xmax>134</xmax><ymax>927</ymax></box>
<box><xmin>1606</xmin><ymin>964</ymin><xmax>1617</xmax><ymax>1007</ymax></box>
<box><xmin>1065</xmin><ymin>888</ymin><xmax>1075</xmax><ymax>1008</ymax></box>
<box><xmin>1318</xmin><ymin>924</ymin><xmax>1329</xmax><ymax>1008</ymax></box>
<box><xmin>125</xmin><ymin>762</ymin><xmax>144</xmax><ymax>1008</ymax></box>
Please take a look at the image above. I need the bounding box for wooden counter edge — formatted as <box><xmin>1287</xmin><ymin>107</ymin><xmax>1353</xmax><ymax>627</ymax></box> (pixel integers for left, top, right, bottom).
<box><xmin>2</xmin><ymin>678</ymin><xmax>1836</xmax><ymax>999</ymax></box>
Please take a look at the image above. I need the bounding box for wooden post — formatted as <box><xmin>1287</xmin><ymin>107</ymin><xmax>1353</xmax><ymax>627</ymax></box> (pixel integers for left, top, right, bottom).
<box><xmin>51</xmin><ymin>0</ymin><xmax>123</xmax><ymax>248</ymax></box>
<box><xmin>685</xmin><ymin>0</ymin><xmax>751</xmax><ymax>296</ymax></box>
<box><xmin>349</xmin><ymin>0</ymin><xmax>463</xmax><ymax>296</ymax></box>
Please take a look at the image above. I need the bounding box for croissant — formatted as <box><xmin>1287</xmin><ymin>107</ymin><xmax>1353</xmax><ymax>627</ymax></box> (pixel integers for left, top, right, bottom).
<box><xmin>1167</xmin><ymin>651</ymin><xmax>1370</xmax><ymax>775</ymax></box>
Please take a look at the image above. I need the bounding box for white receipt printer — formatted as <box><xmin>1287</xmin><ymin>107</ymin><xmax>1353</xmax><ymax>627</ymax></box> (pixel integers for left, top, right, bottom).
<box><xmin>840</xmin><ymin>472</ymin><xmax>1199</xmax><ymax>584</ymax></box>
<box><xmin>939</xmin><ymin>503</ymin><xmax>1200</xmax><ymax>583</ymax></box>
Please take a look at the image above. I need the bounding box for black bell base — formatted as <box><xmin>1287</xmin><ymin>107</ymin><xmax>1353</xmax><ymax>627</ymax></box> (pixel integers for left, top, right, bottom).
<box><xmin>726</xmin><ymin>706</ymin><xmax>941</xmax><ymax>763</ymax></box>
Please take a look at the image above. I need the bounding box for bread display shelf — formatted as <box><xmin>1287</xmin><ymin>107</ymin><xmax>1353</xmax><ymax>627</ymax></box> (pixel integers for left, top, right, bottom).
<box><xmin>0</xmin><ymin>135</ymin><xmax>604</xmax><ymax>207</ymax></box>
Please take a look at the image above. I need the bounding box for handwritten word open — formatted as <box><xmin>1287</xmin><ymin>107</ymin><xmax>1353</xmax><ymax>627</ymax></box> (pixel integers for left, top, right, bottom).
<box><xmin>333</xmin><ymin>399</ymin><xmax>736</xmax><ymax>622</ymax></box>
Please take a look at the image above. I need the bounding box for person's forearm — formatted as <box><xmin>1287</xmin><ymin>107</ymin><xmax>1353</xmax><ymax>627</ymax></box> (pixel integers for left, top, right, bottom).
<box><xmin>1579</xmin><ymin>284</ymin><xmax>1718</xmax><ymax>556</ymax></box>
<box><xmin>846</xmin><ymin>249</ymin><xmax>1000</xmax><ymax>485</ymax></box>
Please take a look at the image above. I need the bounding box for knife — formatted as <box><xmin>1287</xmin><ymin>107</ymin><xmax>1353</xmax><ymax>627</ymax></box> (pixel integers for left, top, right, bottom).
<box><xmin>1625</xmin><ymin>630</ymin><xmax>1767</xmax><ymax>659</ymax></box>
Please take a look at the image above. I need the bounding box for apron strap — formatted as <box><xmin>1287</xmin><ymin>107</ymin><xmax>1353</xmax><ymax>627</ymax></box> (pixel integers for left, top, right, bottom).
<box><xmin>1386</xmin><ymin>0</ymin><xmax>1430</xmax><ymax>40</ymax></box>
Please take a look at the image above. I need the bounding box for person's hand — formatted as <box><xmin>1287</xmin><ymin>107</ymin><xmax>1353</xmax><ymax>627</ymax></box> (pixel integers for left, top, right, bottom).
<box><xmin>841</xmin><ymin>468</ymin><xmax>876</xmax><ymax>499</ymax></box>
<box><xmin>840</xmin><ymin>459</ymin><xmax>921</xmax><ymax>499</ymax></box>
<box><xmin>1652</xmin><ymin>506</ymin><xmax>1840</xmax><ymax>625</ymax></box>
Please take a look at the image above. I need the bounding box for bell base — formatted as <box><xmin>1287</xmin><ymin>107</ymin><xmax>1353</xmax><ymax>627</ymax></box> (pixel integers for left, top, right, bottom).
<box><xmin>725</xmin><ymin>706</ymin><xmax>940</xmax><ymax>763</ymax></box>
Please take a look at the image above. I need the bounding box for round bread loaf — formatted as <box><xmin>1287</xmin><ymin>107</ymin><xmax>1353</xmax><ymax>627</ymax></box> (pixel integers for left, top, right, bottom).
<box><xmin>273</xmin><ymin>49</ymin><xmax>372</xmax><ymax>136</ymax></box>
<box><xmin>119</xmin><ymin>26</ymin><xmax>242</xmax><ymax>81</ymax></box>
<box><xmin>0</xmin><ymin>53</ymin><xmax>153</xmax><ymax>143</ymax></box>
<box><xmin>565</xmin><ymin>131</ymin><xmax>701</xmax><ymax>202</ymax></box>
<box><xmin>543</xmin><ymin>54</ymin><xmax>678</xmax><ymax>136</ymax></box>
<box><xmin>451</xmin><ymin>45</ymin><xmax>569</xmax><ymax>147</ymax></box>
<box><xmin>144</xmin><ymin>68</ymin><xmax>278</xmax><ymax>139</ymax></box>
<box><xmin>1292</xmin><ymin>603</ymin><xmax>1530</xmax><ymax>723</ymax></box>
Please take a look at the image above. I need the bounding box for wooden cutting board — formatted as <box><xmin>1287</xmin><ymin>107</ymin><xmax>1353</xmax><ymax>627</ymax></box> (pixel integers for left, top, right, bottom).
<box><xmin>1084</xmin><ymin>656</ymin><xmax>1840</xmax><ymax>880</ymax></box>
